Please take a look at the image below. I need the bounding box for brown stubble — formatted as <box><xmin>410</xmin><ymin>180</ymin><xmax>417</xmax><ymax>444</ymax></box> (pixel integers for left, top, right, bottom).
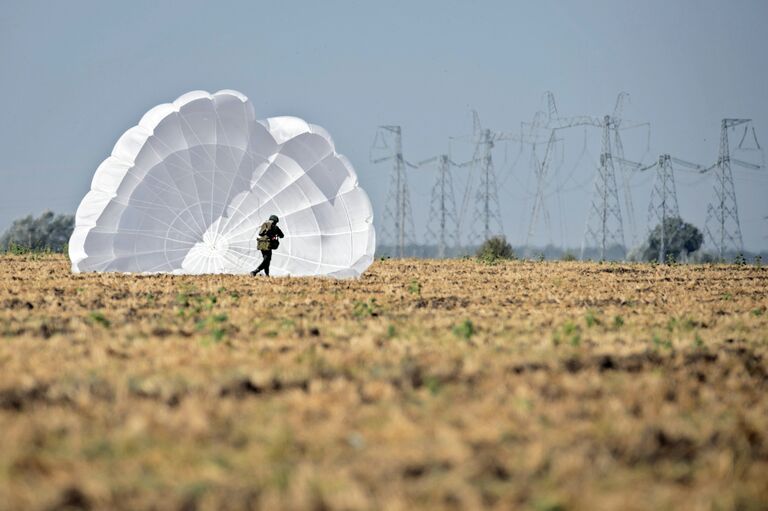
<box><xmin>0</xmin><ymin>254</ymin><xmax>766</xmax><ymax>510</ymax></box>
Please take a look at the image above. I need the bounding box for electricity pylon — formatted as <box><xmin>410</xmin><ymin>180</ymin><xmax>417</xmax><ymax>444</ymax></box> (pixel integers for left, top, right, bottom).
<box><xmin>620</xmin><ymin>154</ymin><xmax>705</xmax><ymax>262</ymax></box>
<box><xmin>610</xmin><ymin>93</ymin><xmax>644</xmax><ymax>248</ymax></box>
<box><xmin>464</xmin><ymin>98</ymin><xmax>561</xmax><ymax>253</ymax></box>
<box><xmin>523</xmin><ymin>129</ymin><xmax>563</xmax><ymax>252</ymax></box>
<box><xmin>417</xmin><ymin>154</ymin><xmax>471</xmax><ymax>257</ymax></box>
<box><xmin>520</xmin><ymin>92</ymin><xmax>566</xmax><ymax>253</ymax></box>
<box><xmin>648</xmin><ymin>155</ymin><xmax>710</xmax><ymax>262</ymax></box>
<box><xmin>702</xmin><ymin>119</ymin><xmax>763</xmax><ymax>258</ymax></box>
<box><xmin>520</xmin><ymin>93</ymin><xmax>648</xmax><ymax>260</ymax></box>
<box><xmin>474</xmin><ymin>126</ymin><xmax>504</xmax><ymax>241</ymax></box>
<box><xmin>455</xmin><ymin>112</ymin><xmax>507</xmax><ymax>244</ymax></box>
<box><xmin>370</xmin><ymin>125</ymin><xmax>416</xmax><ymax>257</ymax></box>
<box><xmin>549</xmin><ymin>95</ymin><xmax>648</xmax><ymax>259</ymax></box>
<box><xmin>582</xmin><ymin>117</ymin><xmax>626</xmax><ymax>260</ymax></box>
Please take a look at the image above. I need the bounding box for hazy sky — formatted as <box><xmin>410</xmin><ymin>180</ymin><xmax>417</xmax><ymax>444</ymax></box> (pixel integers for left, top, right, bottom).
<box><xmin>1</xmin><ymin>0</ymin><xmax>766</xmax><ymax>251</ymax></box>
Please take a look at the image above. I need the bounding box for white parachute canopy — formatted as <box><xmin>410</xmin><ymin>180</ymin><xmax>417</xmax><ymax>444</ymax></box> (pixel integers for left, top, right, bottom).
<box><xmin>69</xmin><ymin>90</ymin><xmax>375</xmax><ymax>278</ymax></box>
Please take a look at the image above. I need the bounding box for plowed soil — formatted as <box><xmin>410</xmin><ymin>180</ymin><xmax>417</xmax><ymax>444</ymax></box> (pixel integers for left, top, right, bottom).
<box><xmin>0</xmin><ymin>254</ymin><xmax>766</xmax><ymax>511</ymax></box>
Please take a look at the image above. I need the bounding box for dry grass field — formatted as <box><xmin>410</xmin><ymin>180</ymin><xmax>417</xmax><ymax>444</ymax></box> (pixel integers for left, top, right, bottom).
<box><xmin>0</xmin><ymin>254</ymin><xmax>766</xmax><ymax>511</ymax></box>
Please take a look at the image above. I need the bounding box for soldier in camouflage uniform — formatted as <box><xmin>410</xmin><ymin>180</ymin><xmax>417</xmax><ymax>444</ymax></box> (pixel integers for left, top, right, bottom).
<box><xmin>250</xmin><ymin>214</ymin><xmax>284</xmax><ymax>276</ymax></box>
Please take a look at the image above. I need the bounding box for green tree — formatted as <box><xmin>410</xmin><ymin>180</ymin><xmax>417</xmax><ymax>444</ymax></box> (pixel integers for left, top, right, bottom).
<box><xmin>0</xmin><ymin>211</ymin><xmax>74</xmax><ymax>252</ymax></box>
<box><xmin>476</xmin><ymin>235</ymin><xmax>515</xmax><ymax>263</ymax></box>
<box><xmin>643</xmin><ymin>217</ymin><xmax>702</xmax><ymax>262</ymax></box>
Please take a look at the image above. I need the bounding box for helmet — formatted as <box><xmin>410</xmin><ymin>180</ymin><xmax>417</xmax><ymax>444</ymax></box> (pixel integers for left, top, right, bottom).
<box><xmin>269</xmin><ymin>214</ymin><xmax>279</xmax><ymax>223</ymax></box>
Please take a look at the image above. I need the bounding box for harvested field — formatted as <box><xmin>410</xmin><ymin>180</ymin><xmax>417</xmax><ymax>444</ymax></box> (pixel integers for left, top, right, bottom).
<box><xmin>0</xmin><ymin>254</ymin><xmax>766</xmax><ymax>510</ymax></box>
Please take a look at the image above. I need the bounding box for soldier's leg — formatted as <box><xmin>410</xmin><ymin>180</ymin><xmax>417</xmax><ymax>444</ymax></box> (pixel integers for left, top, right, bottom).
<box><xmin>263</xmin><ymin>250</ymin><xmax>272</xmax><ymax>276</ymax></box>
<box><xmin>252</xmin><ymin>250</ymin><xmax>269</xmax><ymax>275</ymax></box>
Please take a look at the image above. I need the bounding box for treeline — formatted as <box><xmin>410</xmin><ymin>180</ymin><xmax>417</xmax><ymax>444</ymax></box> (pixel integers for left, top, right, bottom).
<box><xmin>2</xmin><ymin>211</ymin><xmax>765</xmax><ymax>264</ymax></box>
<box><xmin>0</xmin><ymin>211</ymin><xmax>74</xmax><ymax>253</ymax></box>
<box><xmin>375</xmin><ymin>243</ymin><xmax>768</xmax><ymax>263</ymax></box>
<box><xmin>376</xmin><ymin>217</ymin><xmax>767</xmax><ymax>263</ymax></box>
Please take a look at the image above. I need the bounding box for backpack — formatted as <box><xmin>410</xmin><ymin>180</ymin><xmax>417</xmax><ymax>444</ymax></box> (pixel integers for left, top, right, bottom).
<box><xmin>257</xmin><ymin>221</ymin><xmax>272</xmax><ymax>250</ymax></box>
<box><xmin>257</xmin><ymin>238</ymin><xmax>271</xmax><ymax>251</ymax></box>
<box><xmin>258</xmin><ymin>221</ymin><xmax>272</xmax><ymax>237</ymax></box>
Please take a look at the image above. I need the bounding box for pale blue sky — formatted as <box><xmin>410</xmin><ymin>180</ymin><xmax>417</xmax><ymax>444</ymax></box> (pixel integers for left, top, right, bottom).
<box><xmin>1</xmin><ymin>0</ymin><xmax>767</xmax><ymax>250</ymax></box>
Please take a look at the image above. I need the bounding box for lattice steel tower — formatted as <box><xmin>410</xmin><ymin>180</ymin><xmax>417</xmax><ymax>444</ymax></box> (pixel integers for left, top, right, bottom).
<box><xmin>704</xmin><ymin>119</ymin><xmax>756</xmax><ymax>258</ymax></box>
<box><xmin>371</xmin><ymin>125</ymin><xmax>415</xmax><ymax>257</ymax></box>
<box><xmin>418</xmin><ymin>154</ymin><xmax>465</xmax><ymax>258</ymax></box>
<box><xmin>523</xmin><ymin>93</ymin><xmax>648</xmax><ymax>260</ymax></box>
<box><xmin>610</xmin><ymin>93</ymin><xmax>642</xmax><ymax>248</ymax></box>
<box><xmin>645</xmin><ymin>153</ymin><xmax>710</xmax><ymax>262</ymax></box>
<box><xmin>523</xmin><ymin>126</ymin><xmax>561</xmax><ymax>251</ymax></box>
<box><xmin>515</xmin><ymin>92</ymin><xmax>571</xmax><ymax>253</ymax></box>
<box><xmin>606</xmin><ymin>152</ymin><xmax>704</xmax><ymax>263</ymax></box>
<box><xmin>582</xmin><ymin>115</ymin><xmax>626</xmax><ymax>260</ymax></box>
<box><xmin>648</xmin><ymin>155</ymin><xmax>680</xmax><ymax>262</ymax></box>
<box><xmin>474</xmin><ymin>128</ymin><xmax>504</xmax><ymax>241</ymax></box>
<box><xmin>454</xmin><ymin>114</ymin><xmax>507</xmax><ymax>243</ymax></box>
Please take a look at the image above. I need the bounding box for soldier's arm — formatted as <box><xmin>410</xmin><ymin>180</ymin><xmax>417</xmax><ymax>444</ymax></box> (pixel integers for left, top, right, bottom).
<box><xmin>276</xmin><ymin>226</ymin><xmax>285</xmax><ymax>238</ymax></box>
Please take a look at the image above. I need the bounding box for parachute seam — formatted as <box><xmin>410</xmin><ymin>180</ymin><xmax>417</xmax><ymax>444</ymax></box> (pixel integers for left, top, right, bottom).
<box><xmin>212</xmin><ymin>111</ymin><xmax>269</xmax><ymax>242</ymax></box>
<box><xmin>223</xmin><ymin>150</ymin><xmax>342</xmax><ymax>241</ymax></box>
<box><xmin>210</xmin><ymin>98</ymin><xmax>252</xmax><ymax>248</ymax></box>
<box><xmin>143</xmin><ymin>139</ymin><xmax>209</xmax><ymax>235</ymax></box>
<box><xmin>177</xmin><ymin>110</ymin><xmax>220</xmax><ymax>236</ymax></box>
